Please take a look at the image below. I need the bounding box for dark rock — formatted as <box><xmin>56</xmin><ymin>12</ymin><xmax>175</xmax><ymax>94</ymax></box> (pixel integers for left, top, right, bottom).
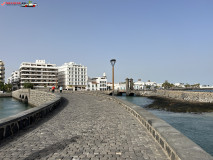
<box><xmin>146</xmin><ymin>96</ymin><xmax>213</xmax><ymax>113</ymax></box>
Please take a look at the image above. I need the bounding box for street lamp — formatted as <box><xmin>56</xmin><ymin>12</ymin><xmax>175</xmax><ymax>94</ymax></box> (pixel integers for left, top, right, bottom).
<box><xmin>110</xmin><ymin>59</ymin><xmax>116</xmax><ymax>94</ymax></box>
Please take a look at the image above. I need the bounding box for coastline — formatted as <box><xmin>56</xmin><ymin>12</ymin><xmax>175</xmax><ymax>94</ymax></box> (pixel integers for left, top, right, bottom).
<box><xmin>145</xmin><ymin>96</ymin><xmax>213</xmax><ymax>113</ymax></box>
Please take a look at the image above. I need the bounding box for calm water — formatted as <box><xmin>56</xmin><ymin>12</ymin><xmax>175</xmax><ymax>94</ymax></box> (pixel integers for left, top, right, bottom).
<box><xmin>186</xmin><ymin>89</ymin><xmax>213</xmax><ymax>92</ymax></box>
<box><xmin>0</xmin><ymin>97</ymin><xmax>32</xmax><ymax>119</ymax></box>
<box><xmin>118</xmin><ymin>95</ymin><xmax>213</xmax><ymax>156</ymax></box>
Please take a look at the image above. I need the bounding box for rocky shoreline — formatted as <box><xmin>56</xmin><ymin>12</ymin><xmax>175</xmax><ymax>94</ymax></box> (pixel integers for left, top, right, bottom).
<box><xmin>145</xmin><ymin>96</ymin><xmax>213</xmax><ymax>113</ymax></box>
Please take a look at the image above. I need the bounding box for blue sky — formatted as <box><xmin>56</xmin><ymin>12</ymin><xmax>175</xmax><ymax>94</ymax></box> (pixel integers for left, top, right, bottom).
<box><xmin>1</xmin><ymin>0</ymin><xmax>213</xmax><ymax>85</ymax></box>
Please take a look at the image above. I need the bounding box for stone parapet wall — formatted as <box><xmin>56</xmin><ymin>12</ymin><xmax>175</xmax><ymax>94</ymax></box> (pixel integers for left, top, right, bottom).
<box><xmin>0</xmin><ymin>93</ymin><xmax>12</xmax><ymax>97</ymax></box>
<box><xmin>0</xmin><ymin>89</ymin><xmax>61</xmax><ymax>140</ymax></box>
<box><xmin>91</xmin><ymin>92</ymin><xmax>213</xmax><ymax>160</ymax></box>
<box><xmin>12</xmin><ymin>89</ymin><xmax>57</xmax><ymax>106</ymax></box>
<box><xmin>135</xmin><ymin>90</ymin><xmax>213</xmax><ymax>103</ymax></box>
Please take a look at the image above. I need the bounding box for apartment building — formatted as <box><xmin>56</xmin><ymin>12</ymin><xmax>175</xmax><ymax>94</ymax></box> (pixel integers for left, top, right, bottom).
<box><xmin>0</xmin><ymin>60</ymin><xmax>5</xmax><ymax>83</ymax></box>
<box><xmin>19</xmin><ymin>60</ymin><xmax>58</xmax><ymax>88</ymax></box>
<box><xmin>10</xmin><ymin>71</ymin><xmax>20</xmax><ymax>83</ymax></box>
<box><xmin>87</xmin><ymin>73</ymin><xmax>107</xmax><ymax>91</ymax></box>
<box><xmin>8</xmin><ymin>70</ymin><xmax>20</xmax><ymax>90</ymax></box>
<box><xmin>58</xmin><ymin>62</ymin><xmax>87</xmax><ymax>90</ymax></box>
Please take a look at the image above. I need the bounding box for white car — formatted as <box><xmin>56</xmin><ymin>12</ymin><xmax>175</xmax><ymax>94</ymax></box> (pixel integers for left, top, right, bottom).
<box><xmin>21</xmin><ymin>3</ymin><xmax>37</xmax><ymax>7</ymax></box>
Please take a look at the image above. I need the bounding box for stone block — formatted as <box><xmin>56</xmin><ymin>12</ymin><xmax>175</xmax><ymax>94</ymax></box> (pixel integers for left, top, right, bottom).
<box><xmin>5</xmin><ymin>125</ymin><xmax>12</xmax><ymax>137</ymax></box>
<box><xmin>0</xmin><ymin>128</ymin><xmax>4</xmax><ymax>140</ymax></box>
<box><xmin>11</xmin><ymin>123</ymin><xmax>19</xmax><ymax>134</ymax></box>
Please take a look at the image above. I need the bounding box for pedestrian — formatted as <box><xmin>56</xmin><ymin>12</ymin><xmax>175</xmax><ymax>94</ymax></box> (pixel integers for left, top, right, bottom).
<box><xmin>52</xmin><ymin>86</ymin><xmax>55</xmax><ymax>93</ymax></box>
<box><xmin>59</xmin><ymin>86</ymin><xmax>63</xmax><ymax>93</ymax></box>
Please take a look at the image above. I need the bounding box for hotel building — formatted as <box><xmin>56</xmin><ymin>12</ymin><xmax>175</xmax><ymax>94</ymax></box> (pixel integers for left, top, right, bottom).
<box><xmin>87</xmin><ymin>73</ymin><xmax>107</xmax><ymax>91</ymax></box>
<box><xmin>0</xmin><ymin>60</ymin><xmax>5</xmax><ymax>83</ymax></box>
<box><xmin>58</xmin><ymin>62</ymin><xmax>87</xmax><ymax>90</ymax></box>
<box><xmin>19</xmin><ymin>60</ymin><xmax>58</xmax><ymax>88</ymax></box>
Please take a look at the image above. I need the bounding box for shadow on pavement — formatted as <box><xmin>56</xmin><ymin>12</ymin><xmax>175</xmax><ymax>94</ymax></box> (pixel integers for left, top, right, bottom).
<box><xmin>23</xmin><ymin>136</ymin><xmax>81</xmax><ymax>160</ymax></box>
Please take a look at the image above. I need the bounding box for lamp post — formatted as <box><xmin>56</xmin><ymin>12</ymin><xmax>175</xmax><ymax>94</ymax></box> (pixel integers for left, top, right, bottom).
<box><xmin>110</xmin><ymin>59</ymin><xmax>116</xmax><ymax>95</ymax></box>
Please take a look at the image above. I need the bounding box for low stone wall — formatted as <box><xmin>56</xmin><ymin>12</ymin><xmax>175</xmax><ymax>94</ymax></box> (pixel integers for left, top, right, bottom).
<box><xmin>91</xmin><ymin>92</ymin><xmax>213</xmax><ymax>160</ymax></box>
<box><xmin>0</xmin><ymin>93</ymin><xmax>12</xmax><ymax>97</ymax></box>
<box><xmin>135</xmin><ymin>90</ymin><xmax>213</xmax><ymax>103</ymax></box>
<box><xmin>12</xmin><ymin>89</ymin><xmax>58</xmax><ymax>107</ymax></box>
<box><xmin>0</xmin><ymin>89</ymin><xmax>61</xmax><ymax>140</ymax></box>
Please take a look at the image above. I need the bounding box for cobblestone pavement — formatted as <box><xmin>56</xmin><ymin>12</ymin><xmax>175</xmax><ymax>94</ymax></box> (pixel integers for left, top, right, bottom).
<box><xmin>0</xmin><ymin>93</ymin><xmax>169</xmax><ymax>160</ymax></box>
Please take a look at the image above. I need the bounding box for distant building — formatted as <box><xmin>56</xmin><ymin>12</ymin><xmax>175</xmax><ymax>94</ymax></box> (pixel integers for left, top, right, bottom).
<box><xmin>145</xmin><ymin>81</ymin><xmax>157</xmax><ymax>86</ymax></box>
<box><xmin>87</xmin><ymin>81</ymin><xmax>98</xmax><ymax>91</ymax></box>
<box><xmin>7</xmin><ymin>77</ymin><xmax>11</xmax><ymax>84</ymax></box>
<box><xmin>107</xmin><ymin>79</ymin><xmax>158</xmax><ymax>91</ymax></box>
<box><xmin>107</xmin><ymin>82</ymin><xmax>112</xmax><ymax>90</ymax></box>
<box><xmin>156</xmin><ymin>83</ymin><xmax>163</xmax><ymax>88</ymax></box>
<box><xmin>114</xmin><ymin>83</ymin><xmax>121</xmax><ymax>90</ymax></box>
<box><xmin>58</xmin><ymin>62</ymin><xmax>87</xmax><ymax>91</ymax></box>
<box><xmin>8</xmin><ymin>70</ymin><xmax>20</xmax><ymax>90</ymax></box>
<box><xmin>134</xmin><ymin>79</ymin><xmax>145</xmax><ymax>90</ymax></box>
<box><xmin>0</xmin><ymin>60</ymin><xmax>5</xmax><ymax>83</ymax></box>
<box><xmin>133</xmin><ymin>79</ymin><xmax>157</xmax><ymax>90</ymax></box>
<box><xmin>19</xmin><ymin>60</ymin><xmax>58</xmax><ymax>88</ymax></box>
<box><xmin>11</xmin><ymin>71</ymin><xmax>20</xmax><ymax>83</ymax></box>
<box><xmin>106</xmin><ymin>82</ymin><xmax>125</xmax><ymax>91</ymax></box>
<box><xmin>87</xmin><ymin>73</ymin><xmax>107</xmax><ymax>91</ymax></box>
<box><xmin>174</xmin><ymin>83</ymin><xmax>185</xmax><ymax>88</ymax></box>
<box><xmin>200</xmin><ymin>85</ymin><xmax>213</xmax><ymax>89</ymax></box>
<box><xmin>116</xmin><ymin>82</ymin><xmax>126</xmax><ymax>90</ymax></box>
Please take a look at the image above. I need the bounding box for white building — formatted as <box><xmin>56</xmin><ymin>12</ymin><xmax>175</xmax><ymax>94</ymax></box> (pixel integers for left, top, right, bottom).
<box><xmin>145</xmin><ymin>81</ymin><xmax>157</xmax><ymax>86</ymax></box>
<box><xmin>116</xmin><ymin>82</ymin><xmax>126</xmax><ymax>90</ymax></box>
<box><xmin>19</xmin><ymin>60</ymin><xmax>58</xmax><ymax>88</ymax></box>
<box><xmin>106</xmin><ymin>82</ymin><xmax>125</xmax><ymax>91</ymax></box>
<box><xmin>133</xmin><ymin>80</ymin><xmax>157</xmax><ymax>90</ymax></box>
<box><xmin>156</xmin><ymin>83</ymin><xmax>163</xmax><ymax>88</ymax></box>
<box><xmin>58</xmin><ymin>62</ymin><xmax>87</xmax><ymax>91</ymax></box>
<box><xmin>87</xmin><ymin>73</ymin><xmax>107</xmax><ymax>91</ymax></box>
<box><xmin>174</xmin><ymin>83</ymin><xmax>185</xmax><ymax>88</ymax></box>
<box><xmin>107</xmin><ymin>82</ymin><xmax>112</xmax><ymax>90</ymax></box>
<box><xmin>0</xmin><ymin>60</ymin><xmax>5</xmax><ymax>83</ymax></box>
<box><xmin>87</xmin><ymin>81</ymin><xmax>97</xmax><ymax>91</ymax></box>
<box><xmin>134</xmin><ymin>79</ymin><xmax>145</xmax><ymax>90</ymax></box>
<box><xmin>8</xmin><ymin>70</ymin><xmax>20</xmax><ymax>90</ymax></box>
<box><xmin>200</xmin><ymin>85</ymin><xmax>213</xmax><ymax>89</ymax></box>
<box><xmin>7</xmin><ymin>77</ymin><xmax>11</xmax><ymax>84</ymax></box>
<box><xmin>11</xmin><ymin>71</ymin><xmax>20</xmax><ymax>83</ymax></box>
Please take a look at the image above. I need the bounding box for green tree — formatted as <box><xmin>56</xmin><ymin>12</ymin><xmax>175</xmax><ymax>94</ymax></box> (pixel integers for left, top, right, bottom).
<box><xmin>184</xmin><ymin>83</ymin><xmax>191</xmax><ymax>88</ymax></box>
<box><xmin>4</xmin><ymin>83</ymin><xmax>12</xmax><ymax>92</ymax></box>
<box><xmin>191</xmin><ymin>83</ymin><xmax>200</xmax><ymax>88</ymax></box>
<box><xmin>0</xmin><ymin>82</ymin><xmax>4</xmax><ymax>91</ymax></box>
<box><xmin>0</xmin><ymin>83</ymin><xmax>12</xmax><ymax>92</ymax></box>
<box><xmin>146</xmin><ymin>85</ymin><xmax>151</xmax><ymax>89</ymax></box>
<box><xmin>23</xmin><ymin>83</ymin><xmax>34</xmax><ymax>89</ymax></box>
<box><xmin>162</xmin><ymin>80</ymin><xmax>174</xmax><ymax>89</ymax></box>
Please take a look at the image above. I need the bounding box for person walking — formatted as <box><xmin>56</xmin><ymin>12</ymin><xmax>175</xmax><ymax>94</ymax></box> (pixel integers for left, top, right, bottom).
<box><xmin>59</xmin><ymin>86</ymin><xmax>63</xmax><ymax>93</ymax></box>
<box><xmin>52</xmin><ymin>86</ymin><xmax>55</xmax><ymax>93</ymax></box>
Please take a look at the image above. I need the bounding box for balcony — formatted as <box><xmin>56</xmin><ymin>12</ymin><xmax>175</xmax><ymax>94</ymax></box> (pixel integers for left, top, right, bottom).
<box><xmin>20</xmin><ymin>69</ymin><xmax>58</xmax><ymax>73</ymax></box>
<box><xmin>20</xmin><ymin>65</ymin><xmax>57</xmax><ymax>69</ymax></box>
<box><xmin>21</xmin><ymin>77</ymin><xmax>57</xmax><ymax>80</ymax></box>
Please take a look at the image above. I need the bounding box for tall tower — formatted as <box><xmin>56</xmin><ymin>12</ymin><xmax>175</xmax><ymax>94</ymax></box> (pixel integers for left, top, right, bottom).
<box><xmin>0</xmin><ymin>60</ymin><xmax>5</xmax><ymax>83</ymax></box>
